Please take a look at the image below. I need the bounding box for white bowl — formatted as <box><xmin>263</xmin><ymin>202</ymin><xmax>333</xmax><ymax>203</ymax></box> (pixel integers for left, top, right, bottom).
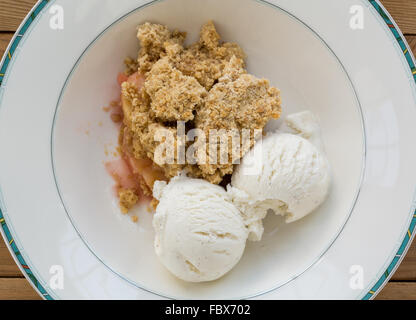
<box><xmin>0</xmin><ymin>0</ymin><xmax>415</xmax><ymax>299</ymax></box>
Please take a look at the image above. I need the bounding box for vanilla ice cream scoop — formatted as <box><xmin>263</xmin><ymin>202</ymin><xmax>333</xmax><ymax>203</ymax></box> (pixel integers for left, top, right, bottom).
<box><xmin>152</xmin><ymin>176</ymin><xmax>248</xmax><ymax>282</ymax></box>
<box><xmin>230</xmin><ymin>132</ymin><xmax>330</xmax><ymax>241</ymax></box>
<box><xmin>285</xmin><ymin>110</ymin><xmax>324</xmax><ymax>151</ymax></box>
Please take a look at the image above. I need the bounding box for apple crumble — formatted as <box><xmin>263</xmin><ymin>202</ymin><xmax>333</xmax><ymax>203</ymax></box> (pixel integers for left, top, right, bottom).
<box><xmin>106</xmin><ymin>21</ymin><xmax>282</xmax><ymax>213</ymax></box>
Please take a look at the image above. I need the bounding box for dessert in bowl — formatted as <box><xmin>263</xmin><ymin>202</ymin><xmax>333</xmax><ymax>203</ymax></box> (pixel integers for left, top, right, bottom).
<box><xmin>52</xmin><ymin>0</ymin><xmax>363</xmax><ymax>299</ymax></box>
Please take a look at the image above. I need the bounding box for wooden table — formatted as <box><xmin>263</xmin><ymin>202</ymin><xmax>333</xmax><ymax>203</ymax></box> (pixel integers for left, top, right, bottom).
<box><xmin>0</xmin><ymin>0</ymin><xmax>415</xmax><ymax>300</ymax></box>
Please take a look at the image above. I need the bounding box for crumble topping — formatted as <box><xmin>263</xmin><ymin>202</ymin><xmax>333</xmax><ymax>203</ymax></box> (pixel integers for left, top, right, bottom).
<box><xmin>119</xmin><ymin>188</ymin><xmax>139</xmax><ymax>214</ymax></box>
<box><xmin>145</xmin><ymin>57</ymin><xmax>207</xmax><ymax>122</ymax></box>
<box><xmin>109</xmin><ymin>21</ymin><xmax>282</xmax><ymax>213</ymax></box>
<box><xmin>137</xmin><ymin>22</ymin><xmax>187</xmax><ymax>74</ymax></box>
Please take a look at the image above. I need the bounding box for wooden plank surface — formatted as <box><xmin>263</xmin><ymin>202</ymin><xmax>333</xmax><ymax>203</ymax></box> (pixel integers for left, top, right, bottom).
<box><xmin>376</xmin><ymin>282</ymin><xmax>416</xmax><ymax>300</ymax></box>
<box><xmin>406</xmin><ymin>35</ymin><xmax>416</xmax><ymax>53</ymax></box>
<box><xmin>0</xmin><ymin>239</ymin><xmax>22</xmax><ymax>278</ymax></box>
<box><xmin>381</xmin><ymin>0</ymin><xmax>416</xmax><ymax>34</ymax></box>
<box><xmin>0</xmin><ymin>0</ymin><xmax>415</xmax><ymax>300</ymax></box>
<box><xmin>391</xmin><ymin>238</ymin><xmax>416</xmax><ymax>281</ymax></box>
<box><xmin>0</xmin><ymin>0</ymin><xmax>37</xmax><ymax>32</ymax></box>
<box><xmin>0</xmin><ymin>279</ymin><xmax>41</xmax><ymax>300</ymax></box>
<box><xmin>0</xmin><ymin>33</ymin><xmax>14</xmax><ymax>57</ymax></box>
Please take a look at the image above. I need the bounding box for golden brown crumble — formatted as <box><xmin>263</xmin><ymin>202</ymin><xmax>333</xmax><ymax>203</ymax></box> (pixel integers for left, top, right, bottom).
<box><xmin>145</xmin><ymin>57</ymin><xmax>207</xmax><ymax>122</ymax></box>
<box><xmin>149</xmin><ymin>198</ymin><xmax>159</xmax><ymax>212</ymax></box>
<box><xmin>112</xmin><ymin>21</ymin><xmax>281</xmax><ymax>212</ymax></box>
<box><xmin>118</xmin><ymin>188</ymin><xmax>139</xmax><ymax>214</ymax></box>
<box><xmin>124</xmin><ymin>57</ymin><xmax>139</xmax><ymax>76</ymax></box>
<box><xmin>137</xmin><ymin>22</ymin><xmax>186</xmax><ymax>74</ymax></box>
<box><xmin>168</xmin><ymin>24</ymin><xmax>246</xmax><ymax>91</ymax></box>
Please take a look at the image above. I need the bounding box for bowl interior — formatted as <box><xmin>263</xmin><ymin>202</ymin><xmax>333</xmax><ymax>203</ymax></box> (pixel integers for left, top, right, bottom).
<box><xmin>52</xmin><ymin>0</ymin><xmax>364</xmax><ymax>299</ymax></box>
